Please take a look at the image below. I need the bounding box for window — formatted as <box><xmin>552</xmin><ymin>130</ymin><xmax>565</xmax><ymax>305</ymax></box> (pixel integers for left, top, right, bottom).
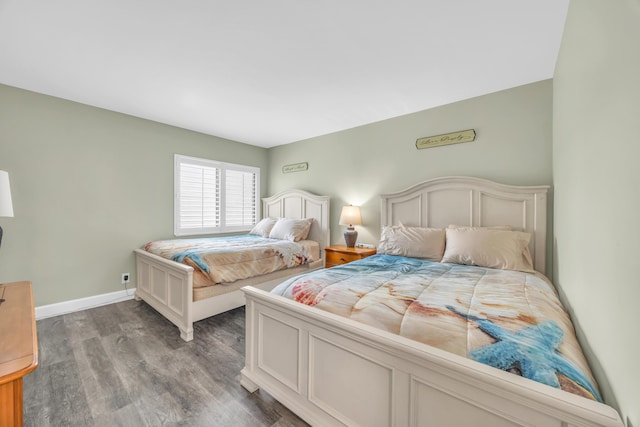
<box><xmin>174</xmin><ymin>154</ymin><xmax>260</xmax><ymax>236</ymax></box>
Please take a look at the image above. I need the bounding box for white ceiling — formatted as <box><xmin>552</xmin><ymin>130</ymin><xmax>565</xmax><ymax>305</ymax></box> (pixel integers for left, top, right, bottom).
<box><xmin>0</xmin><ymin>0</ymin><xmax>569</xmax><ymax>148</ymax></box>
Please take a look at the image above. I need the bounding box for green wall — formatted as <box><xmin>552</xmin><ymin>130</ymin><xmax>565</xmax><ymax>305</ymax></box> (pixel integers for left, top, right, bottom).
<box><xmin>553</xmin><ymin>0</ymin><xmax>640</xmax><ymax>424</ymax></box>
<box><xmin>268</xmin><ymin>80</ymin><xmax>553</xmax><ymax>248</ymax></box>
<box><xmin>0</xmin><ymin>81</ymin><xmax>553</xmax><ymax>307</ymax></box>
<box><xmin>0</xmin><ymin>84</ymin><xmax>268</xmax><ymax>306</ymax></box>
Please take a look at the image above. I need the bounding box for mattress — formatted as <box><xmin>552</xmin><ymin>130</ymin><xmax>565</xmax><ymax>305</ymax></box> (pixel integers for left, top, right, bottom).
<box><xmin>272</xmin><ymin>254</ymin><xmax>602</xmax><ymax>402</ymax></box>
<box><xmin>193</xmin><ymin>259</ymin><xmax>323</xmax><ymax>301</ymax></box>
<box><xmin>144</xmin><ymin>234</ymin><xmax>312</xmax><ymax>288</ymax></box>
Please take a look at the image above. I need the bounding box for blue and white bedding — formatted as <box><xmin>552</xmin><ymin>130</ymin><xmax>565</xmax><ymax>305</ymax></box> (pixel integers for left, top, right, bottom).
<box><xmin>145</xmin><ymin>235</ymin><xmax>310</xmax><ymax>287</ymax></box>
<box><xmin>273</xmin><ymin>254</ymin><xmax>601</xmax><ymax>401</ymax></box>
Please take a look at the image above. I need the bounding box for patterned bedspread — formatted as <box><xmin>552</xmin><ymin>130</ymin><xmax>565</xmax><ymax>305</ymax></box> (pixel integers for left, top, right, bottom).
<box><xmin>144</xmin><ymin>235</ymin><xmax>309</xmax><ymax>288</ymax></box>
<box><xmin>272</xmin><ymin>254</ymin><xmax>602</xmax><ymax>401</ymax></box>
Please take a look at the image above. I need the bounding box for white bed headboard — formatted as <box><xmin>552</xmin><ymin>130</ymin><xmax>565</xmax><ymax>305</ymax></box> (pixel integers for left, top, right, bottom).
<box><xmin>380</xmin><ymin>176</ymin><xmax>550</xmax><ymax>275</ymax></box>
<box><xmin>263</xmin><ymin>189</ymin><xmax>330</xmax><ymax>260</ymax></box>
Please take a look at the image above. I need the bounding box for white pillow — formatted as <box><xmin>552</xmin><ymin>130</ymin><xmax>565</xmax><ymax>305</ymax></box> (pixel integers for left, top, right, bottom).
<box><xmin>249</xmin><ymin>217</ymin><xmax>278</xmax><ymax>237</ymax></box>
<box><xmin>377</xmin><ymin>225</ymin><xmax>446</xmax><ymax>261</ymax></box>
<box><xmin>441</xmin><ymin>228</ymin><xmax>534</xmax><ymax>272</ymax></box>
<box><xmin>269</xmin><ymin>218</ymin><xmax>313</xmax><ymax>242</ymax></box>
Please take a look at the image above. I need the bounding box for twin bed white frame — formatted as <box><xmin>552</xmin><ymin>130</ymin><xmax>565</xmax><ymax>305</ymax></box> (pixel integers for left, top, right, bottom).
<box><xmin>134</xmin><ymin>189</ymin><xmax>330</xmax><ymax>342</ymax></box>
<box><xmin>241</xmin><ymin>177</ymin><xmax>623</xmax><ymax>427</ymax></box>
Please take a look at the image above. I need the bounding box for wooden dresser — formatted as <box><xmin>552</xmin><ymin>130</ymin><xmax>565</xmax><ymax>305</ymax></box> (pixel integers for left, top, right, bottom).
<box><xmin>0</xmin><ymin>281</ymin><xmax>38</xmax><ymax>427</ymax></box>
<box><xmin>324</xmin><ymin>245</ymin><xmax>377</xmax><ymax>268</ymax></box>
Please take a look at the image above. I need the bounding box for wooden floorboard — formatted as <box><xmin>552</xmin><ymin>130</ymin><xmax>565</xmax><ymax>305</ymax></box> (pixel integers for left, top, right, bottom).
<box><xmin>23</xmin><ymin>300</ymin><xmax>309</xmax><ymax>427</ymax></box>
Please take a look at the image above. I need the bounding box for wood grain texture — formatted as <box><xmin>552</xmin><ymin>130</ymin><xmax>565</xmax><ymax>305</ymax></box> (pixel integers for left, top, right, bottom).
<box><xmin>324</xmin><ymin>245</ymin><xmax>376</xmax><ymax>268</ymax></box>
<box><xmin>0</xmin><ymin>281</ymin><xmax>38</xmax><ymax>427</ymax></box>
<box><xmin>23</xmin><ymin>300</ymin><xmax>308</xmax><ymax>426</ymax></box>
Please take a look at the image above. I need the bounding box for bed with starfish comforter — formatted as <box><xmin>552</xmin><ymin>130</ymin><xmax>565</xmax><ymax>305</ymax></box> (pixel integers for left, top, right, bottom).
<box><xmin>271</xmin><ymin>254</ymin><xmax>601</xmax><ymax>402</ymax></box>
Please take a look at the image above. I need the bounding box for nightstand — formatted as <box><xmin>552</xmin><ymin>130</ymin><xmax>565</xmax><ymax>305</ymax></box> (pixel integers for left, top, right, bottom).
<box><xmin>324</xmin><ymin>245</ymin><xmax>377</xmax><ymax>268</ymax></box>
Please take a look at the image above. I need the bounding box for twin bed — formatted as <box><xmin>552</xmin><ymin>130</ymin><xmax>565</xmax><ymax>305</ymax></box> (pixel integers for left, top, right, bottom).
<box><xmin>134</xmin><ymin>189</ymin><xmax>329</xmax><ymax>341</ymax></box>
<box><xmin>135</xmin><ymin>177</ymin><xmax>622</xmax><ymax>426</ymax></box>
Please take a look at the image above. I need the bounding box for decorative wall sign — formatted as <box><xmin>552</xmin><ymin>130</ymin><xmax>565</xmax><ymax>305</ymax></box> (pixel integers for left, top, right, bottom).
<box><xmin>416</xmin><ymin>129</ymin><xmax>476</xmax><ymax>150</ymax></box>
<box><xmin>282</xmin><ymin>162</ymin><xmax>308</xmax><ymax>174</ymax></box>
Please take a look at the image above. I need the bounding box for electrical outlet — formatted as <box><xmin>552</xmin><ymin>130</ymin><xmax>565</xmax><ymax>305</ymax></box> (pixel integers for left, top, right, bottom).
<box><xmin>121</xmin><ymin>273</ymin><xmax>130</xmax><ymax>285</ymax></box>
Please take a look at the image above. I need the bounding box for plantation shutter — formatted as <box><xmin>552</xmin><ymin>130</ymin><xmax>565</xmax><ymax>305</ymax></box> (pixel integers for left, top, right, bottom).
<box><xmin>175</xmin><ymin>155</ymin><xmax>259</xmax><ymax>236</ymax></box>
<box><xmin>225</xmin><ymin>169</ymin><xmax>258</xmax><ymax>227</ymax></box>
<box><xmin>178</xmin><ymin>162</ymin><xmax>220</xmax><ymax>231</ymax></box>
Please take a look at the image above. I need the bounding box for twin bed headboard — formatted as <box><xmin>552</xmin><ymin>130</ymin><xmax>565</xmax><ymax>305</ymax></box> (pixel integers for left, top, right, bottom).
<box><xmin>262</xmin><ymin>189</ymin><xmax>330</xmax><ymax>257</ymax></box>
<box><xmin>380</xmin><ymin>176</ymin><xmax>550</xmax><ymax>275</ymax></box>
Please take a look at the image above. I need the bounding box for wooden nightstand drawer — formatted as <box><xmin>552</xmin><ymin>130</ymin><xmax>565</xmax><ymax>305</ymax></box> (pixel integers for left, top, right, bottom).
<box><xmin>326</xmin><ymin>250</ymin><xmax>361</xmax><ymax>265</ymax></box>
<box><xmin>325</xmin><ymin>245</ymin><xmax>377</xmax><ymax>268</ymax></box>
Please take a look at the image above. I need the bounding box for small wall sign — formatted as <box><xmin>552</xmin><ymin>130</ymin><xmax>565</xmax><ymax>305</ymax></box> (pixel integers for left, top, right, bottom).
<box><xmin>282</xmin><ymin>162</ymin><xmax>308</xmax><ymax>174</ymax></box>
<box><xmin>416</xmin><ymin>129</ymin><xmax>476</xmax><ymax>150</ymax></box>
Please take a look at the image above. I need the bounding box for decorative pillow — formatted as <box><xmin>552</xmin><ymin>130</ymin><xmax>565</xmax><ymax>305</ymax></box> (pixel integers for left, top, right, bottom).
<box><xmin>377</xmin><ymin>225</ymin><xmax>446</xmax><ymax>261</ymax></box>
<box><xmin>269</xmin><ymin>218</ymin><xmax>313</xmax><ymax>242</ymax></box>
<box><xmin>249</xmin><ymin>217</ymin><xmax>278</xmax><ymax>237</ymax></box>
<box><xmin>441</xmin><ymin>228</ymin><xmax>534</xmax><ymax>272</ymax></box>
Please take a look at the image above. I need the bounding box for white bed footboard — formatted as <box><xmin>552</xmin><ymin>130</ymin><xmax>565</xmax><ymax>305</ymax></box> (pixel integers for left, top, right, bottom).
<box><xmin>241</xmin><ymin>286</ymin><xmax>623</xmax><ymax>427</ymax></box>
<box><xmin>135</xmin><ymin>249</ymin><xmax>324</xmax><ymax>342</ymax></box>
<box><xmin>135</xmin><ymin>248</ymin><xmax>195</xmax><ymax>340</ymax></box>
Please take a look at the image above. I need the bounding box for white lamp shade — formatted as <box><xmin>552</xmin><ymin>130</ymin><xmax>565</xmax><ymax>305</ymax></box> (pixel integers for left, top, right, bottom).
<box><xmin>0</xmin><ymin>170</ymin><xmax>14</xmax><ymax>217</ymax></box>
<box><xmin>339</xmin><ymin>205</ymin><xmax>362</xmax><ymax>226</ymax></box>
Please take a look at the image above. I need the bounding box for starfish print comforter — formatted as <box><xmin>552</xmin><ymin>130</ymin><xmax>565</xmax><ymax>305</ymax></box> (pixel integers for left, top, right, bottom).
<box><xmin>144</xmin><ymin>235</ymin><xmax>310</xmax><ymax>288</ymax></box>
<box><xmin>272</xmin><ymin>254</ymin><xmax>601</xmax><ymax>401</ymax></box>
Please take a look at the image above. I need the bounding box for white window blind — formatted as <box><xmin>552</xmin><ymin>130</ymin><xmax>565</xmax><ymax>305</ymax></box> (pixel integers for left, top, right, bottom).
<box><xmin>174</xmin><ymin>155</ymin><xmax>260</xmax><ymax>236</ymax></box>
<box><xmin>225</xmin><ymin>169</ymin><xmax>257</xmax><ymax>227</ymax></box>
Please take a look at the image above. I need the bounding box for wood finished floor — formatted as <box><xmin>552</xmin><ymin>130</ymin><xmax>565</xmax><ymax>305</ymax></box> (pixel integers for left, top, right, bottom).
<box><xmin>23</xmin><ymin>300</ymin><xmax>308</xmax><ymax>427</ymax></box>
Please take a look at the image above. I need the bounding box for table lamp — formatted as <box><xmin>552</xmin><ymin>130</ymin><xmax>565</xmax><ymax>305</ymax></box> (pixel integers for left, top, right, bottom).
<box><xmin>0</xmin><ymin>170</ymin><xmax>14</xmax><ymax>248</ymax></box>
<box><xmin>339</xmin><ymin>205</ymin><xmax>362</xmax><ymax>248</ymax></box>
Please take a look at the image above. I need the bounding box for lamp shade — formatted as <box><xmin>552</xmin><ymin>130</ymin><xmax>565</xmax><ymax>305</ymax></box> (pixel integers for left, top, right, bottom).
<box><xmin>339</xmin><ymin>205</ymin><xmax>362</xmax><ymax>226</ymax></box>
<box><xmin>0</xmin><ymin>170</ymin><xmax>13</xmax><ymax>218</ymax></box>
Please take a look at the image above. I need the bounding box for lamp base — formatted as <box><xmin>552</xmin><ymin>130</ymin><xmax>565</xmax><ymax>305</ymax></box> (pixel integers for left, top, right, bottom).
<box><xmin>343</xmin><ymin>226</ymin><xmax>358</xmax><ymax>248</ymax></box>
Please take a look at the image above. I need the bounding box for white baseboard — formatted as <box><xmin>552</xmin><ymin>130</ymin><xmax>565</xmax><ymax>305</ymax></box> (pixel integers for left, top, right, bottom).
<box><xmin>35</xmin><ymin>288</ymin><xmax>137</xmax><ymax>320</ymax></box>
